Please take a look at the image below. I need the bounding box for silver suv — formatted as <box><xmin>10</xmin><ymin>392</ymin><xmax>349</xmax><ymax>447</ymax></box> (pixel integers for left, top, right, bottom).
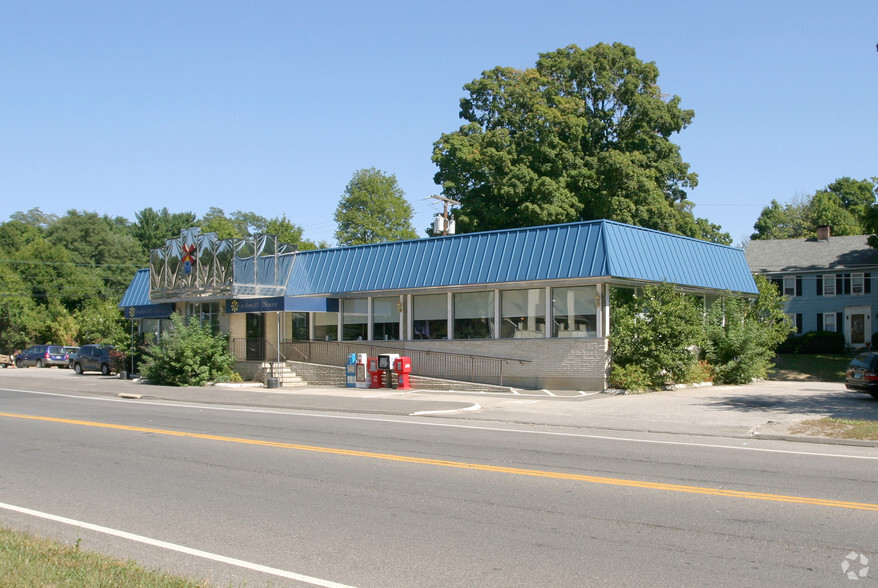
<box><xmin>71</xmin><ymin>345</ymin><xmax>115</xmax><ymax>375</ymax></box>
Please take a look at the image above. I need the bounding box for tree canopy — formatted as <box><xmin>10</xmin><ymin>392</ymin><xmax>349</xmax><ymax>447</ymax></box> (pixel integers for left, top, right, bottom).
<box><xmin>431</xmin><ymin>42</ymin><xmax>728</xmax><ymax>243</ymax></box>
<box><xmin>131</xmin><ymin>207</ymin><xmax>197</xmax><ymax>253</ymax></box>
<box><xmin>334</xmin><ymin>168</ymin><xmax>418</xmax><ymax>246</ymax></box>
<box><xmin>0</xmin><ymin>205</ymin><xmax>326</xmax><ymax>351</ymax></box>
<box><xmin>751</xmin><ymin>177</ymin><xmax>877</xmax><ymax>240</ymax></box>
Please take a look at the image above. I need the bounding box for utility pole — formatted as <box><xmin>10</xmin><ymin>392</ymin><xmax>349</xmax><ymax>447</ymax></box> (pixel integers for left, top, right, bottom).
<box><xmin>430</xmin><ymin>195</ymin><xmax>460</xmax><ymax>236</ymax></box>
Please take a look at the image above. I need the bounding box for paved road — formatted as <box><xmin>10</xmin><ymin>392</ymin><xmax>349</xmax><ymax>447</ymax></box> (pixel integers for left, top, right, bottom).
<box><xmin>3</xmin><ymin>366</ymin><xmax>876</xmax><ymax>443</ymax></box>
<box><xmin>2</xmin><ymin>368</ymin><xmax>878</xmax><ymax>586</ymax></box>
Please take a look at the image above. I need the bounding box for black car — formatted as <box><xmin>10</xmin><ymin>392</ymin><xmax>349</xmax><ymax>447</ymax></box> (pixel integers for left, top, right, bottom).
<box><xmin>845</xmin><ymin>352</ymin><xmax>878</xmax><ymax>398</ymax></box>
<box><xmin>71</xmin><ymin>344</ymin><xmax>115</xmax><ymax>375</ymax></box>
<box><xmin>15</xmin><ymin>345</ymin><xmax>69</xmax><ymax>368</ymax></box>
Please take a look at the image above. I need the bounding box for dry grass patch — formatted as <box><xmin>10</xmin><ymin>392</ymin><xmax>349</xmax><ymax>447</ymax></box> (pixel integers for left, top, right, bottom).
<box><xmin>790</xmin><ymin>418</ymin><xmax>878</xmax><ymax>440</ymax></box>
<box><xmin>0</xmin><ymin>526</ymin><xmax>206</xmax><ymax>587</ymax></box>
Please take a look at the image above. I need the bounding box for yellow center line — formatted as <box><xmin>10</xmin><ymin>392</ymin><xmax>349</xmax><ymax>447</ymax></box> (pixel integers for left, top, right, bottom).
<box><xmin>4</xmin><ymin>411</ymin><xmax>878</xmax><ymax>512</ymax></box>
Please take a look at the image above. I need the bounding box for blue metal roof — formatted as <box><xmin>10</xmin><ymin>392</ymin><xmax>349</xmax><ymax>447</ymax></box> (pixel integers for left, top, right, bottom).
<box><xmin>118</xmin><ymin>268</ymin><xmax>175</xmax><ymax>318</ymax></box>
<box><xmin>119</xmin><ymin>268</ymin><xmax>151</xmax><ymax>307</ymax></box>
<box><xmin>286</xmin><ymin>220</ymin><xmax>758</xmax><ymax>296</ymax></box>
<box><xmin>602</xmin><ymin>222</ymin><xmax>757</xmax><ymax>293</ymax></box>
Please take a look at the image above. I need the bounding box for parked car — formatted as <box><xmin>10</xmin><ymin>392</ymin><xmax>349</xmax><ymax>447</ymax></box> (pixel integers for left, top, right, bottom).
<box><xmin>845</xmin><ymin>352</ymin><xmax>878</xmax><ymax>398</ymax></box>
<box><xmin>63</xmin><ymin>346</ymin><xmax>80</xmax><ymax>369</ymax></box>
<box><xmin>0</xmin><ymin>352</ymin><xmax>14</xmax><ymax>368</ymax></box>
<box><xmin>71</xmin><ymin>344</ymin><xmax>116</xmax><ymax>375</ymax></box>
<box><xmin>14</xmin><ymin>345</ymin><xmax>69</xmax><ymax>368</ymax></box>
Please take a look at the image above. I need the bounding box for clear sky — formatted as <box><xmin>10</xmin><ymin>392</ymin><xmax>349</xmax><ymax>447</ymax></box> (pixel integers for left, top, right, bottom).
<box><xmin>2</xmin><ymin>1</ymin><xmax>876</xmax><ymax>247</ymax></box>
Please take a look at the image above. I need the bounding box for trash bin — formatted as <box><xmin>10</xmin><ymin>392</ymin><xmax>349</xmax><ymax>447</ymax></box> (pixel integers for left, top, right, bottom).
<box><xmin>266</xmin><ymin>377</ymin><xmax>280</xmax><ymax>388</ymax></box>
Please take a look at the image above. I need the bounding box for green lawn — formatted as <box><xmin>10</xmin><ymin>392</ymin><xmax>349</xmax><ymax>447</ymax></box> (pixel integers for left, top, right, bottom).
<box><xmin>769</xmin><ymin>353</ymin><xmax>855</xmax><ymax>382</ymax></box>
<box><xmin>0</xmin><ymin>526</ymin><xmax>206</xmax><ymax>587</ymax></box>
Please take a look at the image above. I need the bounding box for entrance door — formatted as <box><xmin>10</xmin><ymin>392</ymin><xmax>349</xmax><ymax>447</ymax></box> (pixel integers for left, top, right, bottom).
<box><xmin>245</xmin><ymin>313</ymin><xmax>265</xmax><ymax>360</ymax></box>
<box><xmin>846</xmin><ymin>306</ymin><xmax>871</xmax><ymax>347</ymax></box>
<box><xmin>851</xmin><ymin>314</ymin><xmax>865</xmax><ymax>346</ymax></box>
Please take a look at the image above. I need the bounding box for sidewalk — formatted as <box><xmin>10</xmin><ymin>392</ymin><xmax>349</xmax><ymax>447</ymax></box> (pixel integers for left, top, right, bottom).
<box><xmin>3</xmin><ymin>368</ymin><xmax>878</xmax><ymax>445</ymax></box>
<box><xmin>127</xmin><ymin>376</ymin><xmax>878</xmax><ymax>446</ymax></box>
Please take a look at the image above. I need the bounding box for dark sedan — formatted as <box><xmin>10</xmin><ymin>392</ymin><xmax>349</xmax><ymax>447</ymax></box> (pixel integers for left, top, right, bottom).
<box><xmin>845</xmin><ymin>352</ymin><xmax>878</xmax><ymax>398</ymax></box>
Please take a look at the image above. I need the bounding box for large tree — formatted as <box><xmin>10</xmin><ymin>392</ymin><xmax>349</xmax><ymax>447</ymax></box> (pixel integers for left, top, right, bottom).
<box><xmin>265</xmin><ymin>215</ymin><xmax>328</xmax><ymax>251</ymax></box>
<box><xmin>334</xmin><ymin>168</ymin><xmax>418</xmax><ymax>246</ymax></box>
<box><xmin>751</xmin><ymin>177</ymin><xmax>877</xmax><ymax>240</ymax></box>
<box><xmin>131</xmin><ymin>207</ymin><xmax>197</xmax><ymax>253</ymax></box>
<box><xmin>432</xmin><ymin>42</ymin><xmax>720</xmax><ymax>240</ymax></box>
<box><xmin>45</xmin><ymin>211</ymin><xmax>146</xmax><ymax>296</ymax></box>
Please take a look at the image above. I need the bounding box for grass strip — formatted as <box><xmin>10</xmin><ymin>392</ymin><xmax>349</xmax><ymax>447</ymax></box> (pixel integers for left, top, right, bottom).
<box><xmin>790</xmin><ymin>418</ymin><xmax>878</xmax><ymax>440</ymax></box>
<box><xmin>0</xmin><ymin>526</ymin><xmax>206</xmax><ymax>587</ymax></box>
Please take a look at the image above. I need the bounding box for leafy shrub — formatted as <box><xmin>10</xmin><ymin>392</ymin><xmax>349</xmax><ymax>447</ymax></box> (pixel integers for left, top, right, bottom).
<box><xmin>684</xmin><ymin>360</ymin><xmax>714</xmax><ymax>385</ymax></box>
<box><xmin>109</xmin><ymin>348</ymin><xmax>127</xmax><ymax>374</ymax></box>
<box><xmin>610</xmin><ymin>283</ymin><xmax>705</xmax><ymax>390</ymax></box>
<box><xmin>608</xmin><ymin>363</ymin><xmax>652</xmax><ymax>392</ymax></box>
<box><xmin>139</xmin><ymin>314</ymin><xmax>234</xmax><ymax>386</ymax></box>
<box><xmin>703</xmin><ymin>276</ymin><xmax>793</xmax><ymax>385</ymax></box>
<box><xmin>778</xmin><ymin>331</ymin><xmax>845</xmax><ymax>354</ymax></box>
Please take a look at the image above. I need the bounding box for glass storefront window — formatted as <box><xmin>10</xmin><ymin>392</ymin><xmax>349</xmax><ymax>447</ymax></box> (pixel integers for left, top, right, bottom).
<box><xmin>501</xmin><ymin>289</ymin><xmax>546</xmax><ymax>338</ymax></box>
<box><xmin>454</xmin><ymin>291</ymin><xmax>494</xmax><ymax>339</ymax></box>
<box><xmin>186</xmin><ymin>302</ymin><xmax>220</xmax><ymax>331</ymax></box>
<box><xmin>342</xmin><ymin>298</ymin><xmax>368</xmax><ymax>340</ymax></box>
<box><xmin>285</xmin><ymin>312</ymin><xmax>309</xmax><ymax>340</ymax></box>
<box><xmin>413</xmin><ymin>294</ymin><xmax>447</xmax><ymax>340</ymax></box>
<box><xmin>372</xmin><ymin>297</ymin><xmax>400</xmax><ymax>340</ymax></box>
<box><xmin>552</xmin><ymin>286</ymin><xmax>597</xmax><ymax>337</ymax></box>
<box><xmin>314</xmin><ymin>312</ymin><xmax>338</xmax><ymax>341</ymax></box>
<box><xmin>139</xmin><ymin>318</ymin><xmax>171</xmax><ymax>346</ymax></box>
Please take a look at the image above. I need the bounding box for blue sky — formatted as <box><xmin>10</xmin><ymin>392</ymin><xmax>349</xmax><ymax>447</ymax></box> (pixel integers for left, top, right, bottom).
<box><xmin>2</xmin><ymin>1</ymin><xmax>876</xmax><ymax>247</ymax></box>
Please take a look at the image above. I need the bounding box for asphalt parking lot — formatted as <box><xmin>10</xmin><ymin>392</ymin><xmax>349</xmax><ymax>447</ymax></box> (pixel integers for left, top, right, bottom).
<box><xmin>2</xmin><ymin>365</ymin><xmax>877</xmax><ymax>445</ymax></box>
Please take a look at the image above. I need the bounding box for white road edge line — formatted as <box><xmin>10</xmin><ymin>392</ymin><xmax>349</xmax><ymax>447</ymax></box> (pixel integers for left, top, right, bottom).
<box><xmin>3</xmin><ymin>387</ymin><xmax>877</xmax><ymax>460</ymax></box>
<box><xmin>410</xmin><ymin>403</ymin><xmax>482</xmax><ymax>416</ymax></box>
<box><xmin>0</xmin><ymin>501</ymin><xmax>354</xmax><ymax>588</ymax></box>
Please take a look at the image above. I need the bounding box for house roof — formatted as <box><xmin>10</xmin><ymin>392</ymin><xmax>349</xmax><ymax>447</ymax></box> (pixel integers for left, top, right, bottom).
<box><xmin>745</xmin><ymin>235</ymin><xmax>878</xmax><ymax>273</ymax></box>
<box><xmin>285</xmin><ymin>219</ymin><xmax>758</xmax><ymax>296</ymax></box>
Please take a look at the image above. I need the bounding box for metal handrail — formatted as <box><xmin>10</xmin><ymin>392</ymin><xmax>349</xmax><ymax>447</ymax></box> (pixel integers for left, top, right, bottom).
<box><xmin>231</xmin><ymin>338</ymin><xmax>531</xmax><ymax>386</ymax></box>
<box><xmin>230</xmin><ymin>338</ymin><xmax>287</xmax><ymax>363</ymax></box>
<box><xmin>279</xmin><ymin>340</ymin><xmax>530</xmax><ymax>387</ymax></box>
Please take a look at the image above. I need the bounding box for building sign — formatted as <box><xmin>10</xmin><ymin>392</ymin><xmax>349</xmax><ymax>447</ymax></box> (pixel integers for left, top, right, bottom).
<box><xmin>122</xmin><ymin>303</ymin><xmax>175</xmax><ymax>319</ymax></box>
<box><xmin>226</xmin><ymin>297</ymin><xmax>285</xmax><ymax>313</ymax></box>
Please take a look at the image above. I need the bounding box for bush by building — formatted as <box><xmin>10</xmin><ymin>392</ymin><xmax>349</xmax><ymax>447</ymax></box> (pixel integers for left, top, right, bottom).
<box><xmin>139</xmin><ymin>314</ymin><xmax>234</xmax><ymax>387</ymax></box>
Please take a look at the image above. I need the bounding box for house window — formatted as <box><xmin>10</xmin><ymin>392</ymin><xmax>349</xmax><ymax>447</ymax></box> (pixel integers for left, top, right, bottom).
<box><xmin>853</xmin><ymin>273</ymin><xmax>865</xmax><ymax>295</ymax></box>
<box><xmin>822</xmin><ymin>275</ymin><xmax>836</xmax><ymax>296</ymax></box>
<box><xmin>823</xmin><ymin>313</ymin><xmax>837</xmax><ymax>332</ymax></box>
<box><xmin>783</xmin><ymin>276</ymin><xmax>796</xmax><ymax>297</ymax></box>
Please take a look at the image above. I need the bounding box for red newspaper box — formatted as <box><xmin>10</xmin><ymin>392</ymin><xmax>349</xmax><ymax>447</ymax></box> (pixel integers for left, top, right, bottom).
<box><xmin>394</xmin><ymin>356</ymin><xmax>412</xmax><ymax>390</ymax></box>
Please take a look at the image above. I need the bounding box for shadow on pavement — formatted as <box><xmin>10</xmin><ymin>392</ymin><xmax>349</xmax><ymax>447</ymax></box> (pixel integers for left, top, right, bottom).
<box><xmin>707</xmin><ymin>392</ymin><xmax>878</xmax><ymax>421</ymax></box>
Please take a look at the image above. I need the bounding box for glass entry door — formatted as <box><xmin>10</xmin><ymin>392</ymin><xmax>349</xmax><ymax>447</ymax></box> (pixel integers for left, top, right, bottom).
<box><xmin>245</xmin><ymin>313</ymin><xmax>265</xmax><ymax>360</ymax></box>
